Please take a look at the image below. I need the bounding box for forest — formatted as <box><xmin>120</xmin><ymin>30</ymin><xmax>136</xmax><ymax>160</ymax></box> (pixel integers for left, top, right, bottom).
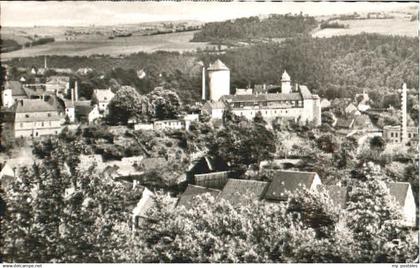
<box><xmin>191</xmin><ymin>14</ymin><xmax>317</xmax><ymax>43</ymax></box>
<box><xmin>5</xmin><ymin>33</ymin><xmax>418</xmax><ymax>107</ymax></box>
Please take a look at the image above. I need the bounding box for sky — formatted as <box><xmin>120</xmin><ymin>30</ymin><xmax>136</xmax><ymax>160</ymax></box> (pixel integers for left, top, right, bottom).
<box><xmin>1</xmin><ymin>1</ymin><xmax>416</xmax><ymax>27</ymax></box>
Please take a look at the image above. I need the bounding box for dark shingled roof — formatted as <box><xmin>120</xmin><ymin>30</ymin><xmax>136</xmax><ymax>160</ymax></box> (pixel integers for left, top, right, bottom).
<box><xmin>177</xmin><ymin>184</ymin><xmax>221</xmax><ymax>209</ymax></box>
<box><xmin>6</xmin><ymin>81</ymin><xmax>26</xmax><ymax>97</ymax></box>
<box><xmin>75</xmin><ymin>104</ymin><xmax>95</xmax><ymax>116</ymax></box>
<box><xmin>387</xmin><ymin>182</ymin><xmax>410</xmax><ymax>207</ymax></box>
<box><xmin>264</xmin><ymin>170</ymin><xmax>319</xmax><ymax>201</ymax></box>
<box><xmin>219</xmin><ymin>179</ymin><xmax>269</xmax><ymax>206</ymax></box>
<box><xmin>14</xmin><ymin>99</ymin><xmax>58</xmax><ymax>113</ymax></box>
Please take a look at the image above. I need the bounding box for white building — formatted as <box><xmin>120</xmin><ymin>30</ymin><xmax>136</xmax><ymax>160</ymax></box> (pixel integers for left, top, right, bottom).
<box><xmin>207</xmin><ymin>59</ymin><xmax>230</xmax><ymax>102</ymax></box>
<box><xmin>387</xmin><ymin>182</ymin><xmax>417</xmax><ymax>227</ymax></box>
<box><xmin>92</xmin><ymin>89</ymin><xmax>115</xmax><ymax>114</ymax></box>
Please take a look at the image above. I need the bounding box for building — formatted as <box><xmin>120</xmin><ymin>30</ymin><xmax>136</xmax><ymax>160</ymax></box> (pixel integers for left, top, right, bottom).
<box><xmin>218</xmin><ymin>179</ymin><xmax>269</xmax><ymax>206</ymax></box>
<box><xmin>91</xmin><ymin>89</ymin><xmax>115</xmax><ymax>114</ymax></box>
<box><xmin>320</xmin><ymin>98</ymin><xmax>331</xmax><ymax>109</ymax></box>
<box><xmin>75</xmin><ymin>102</ymin><xmax>101</xmax><ymax>124</ymax></box>
<box><xmin>177</xmin><ymin>184</ymin><xmax>221</xmax><ymax>210</ymax></box>
<box><xmin>153</xmin><ymin>119</ymin><xmax>185</xmax><ymax>130</ymax></box>
<box><xmin>220</xmin><ymin>72</ymin><xmax>321</xmax><ymax>126</ymax></box>
<box><xmin>8</xmin><ymin>99</ymin><xmax>64</xmax><ymax>138</ymax></box>
<box><xmin>383</xmin><ymin>125</ymin><xmax>418</xmax><ymax>146</ymax></box>
<box><xmin>2</xmin><ymin>81</ymin><xmax>27</xmax><ymax>108</ymax></box>
<box><xmin>344</xmin><ymin>103</ymin><xmax>360</xmax><ymax>116</ymax></box>
<box><xmin>383</xmin><ymin>83</ymin><xmax>418</xmax><ymax>146</ymax></box>
<box><xmin>207</xmin><ymin>59</ymin><xmax>230</xmax><ymax>102</ymax></box>
<box><xmin>387</xmin><ymin>182</ymin><xmax>416</xmax><ymax>227</ymax></box>
<box><xmin>201</xmin><ymin>101</ymin><xmax>226</xmax><ymax>120</ymax></box>
<box><xmin>45</xmin><ymin>76</ymin><xmax>70</xmax><ymax>94</ymax></box>
<box><xmin>263</xmin><ymin>170</ymin><xmax>322</xmax><ymax>202</ymax></box>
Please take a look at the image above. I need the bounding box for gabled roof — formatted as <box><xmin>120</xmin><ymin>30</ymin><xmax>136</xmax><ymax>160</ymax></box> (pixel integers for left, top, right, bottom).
<box><xmin>5</xmin><ymin>81</ymin><xmax>26</xmax><ymax>97</ymax></box>
<box><xmin>345</xmin><ymin>103</ymin><xmax>358</xmax><ymax>113</ymax></box>
<box><xmin>93</xmin><ymin>89</ymin><xmax>115</xmax><ymax>102</ymax></box>
<box><xmin>139</xmin><ymin>157</ymin><xmax>168</xmax><ymax>171</ymax></box>
<box><xmin>264</xmin><ymin>170</ymin><xmax>319</xmax><ymax>201</ymax></box>
<box><xmin>46</xmin><ymin>76</ymin><xmax>70</xmax><ymax>83</ymax></box>
<box><xmin>203</xmin><ymin>101</ymin><xmax>226</xmax><ymax>109</ymax></box>
<box><xmin>335</xmin><ymin>118</ymin><xmax>355</xmax><ymax>129</ymax></box>
<box><xmin>75</xmin><ymin>104</ymin><xmax>96</xmax><ymax>116</ymax></box>
<box><xmin>387</xmin><ymin>182</ymin><xmax>411</xmax><ymax>207</ymax></box>
<box><xmin>208</xmin><ymin>59</ymin><xmax>229</xmax><ymax>71</ymax></box>
<box><xmin>299</xmin><ymin>85</ymin><xmax>313</xmax><ymax>99</ymax></box>
<box><xmin>282</xmin><ymin>70</ymin><xmax>291</xmax><ymax>81</ymax></box>
<box><xmin>219</xmin><ymin>179</ymin><xmax>269</xmax><ymax>206</ymax></box>
<box><xmin>14</xmin><ymin>99</ymin><xmax>58</xmax><ymax>113</ymax></box>
<box><xmin>133</xmin><ymin>188</ymin><xmax>156</xmax><ymax>218</ymax></box>
<box><xmin>177</xmin><ymin>184</ymin><xmax>221</xmax><ymax>209</ymax></box>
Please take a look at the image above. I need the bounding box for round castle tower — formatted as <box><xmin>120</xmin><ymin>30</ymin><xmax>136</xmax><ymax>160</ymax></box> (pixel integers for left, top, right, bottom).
<box><xmin>207</xmin><ymin>59</ymin><xmax>230</xmax><ymax>101</ymax></box>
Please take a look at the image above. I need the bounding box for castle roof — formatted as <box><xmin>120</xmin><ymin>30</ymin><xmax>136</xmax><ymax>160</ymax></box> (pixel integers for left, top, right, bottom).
<box><xmin>282</xmin><ymin>70</ymin><xmax>291</xmax><ymax>81</ymax></box>
<box><xmin>208</xmin><ymin>59</ymin><xmax>229</xmax><ymax>71</ymax></box>
<box><xmin>223</xmin><ymin>92</ymin><xmax>302</xmax><ymax>103</ymax></box>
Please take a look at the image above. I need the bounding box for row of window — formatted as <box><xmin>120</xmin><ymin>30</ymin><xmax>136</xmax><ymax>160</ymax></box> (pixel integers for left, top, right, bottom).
<box><xmin>390</xmin><ymin>132</ymin><xmax>417</xmax><ymax>138</ymax></box>
<box><xmin>233</xmin><ymin>100</ymin><xmax>303</xmax><ymax>108</ymax></box>
<box><xmin>237</xmin><ymin>109</ymin><xmax>293</xmax><ymax>117</ymax></box>
<box><xmin>19</xmin><ymin>121</ymin><xmax>56</xmax><ymax>127</ymax></box>
<box><xmin>25</xmin><ymin>113</ymin><xmax>53</xmax><ymax>118</ymax></box>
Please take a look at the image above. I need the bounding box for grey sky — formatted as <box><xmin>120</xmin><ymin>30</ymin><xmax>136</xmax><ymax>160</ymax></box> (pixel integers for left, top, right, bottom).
<box><xmin>1</xmin><ymin>1</ymin><xmax>416</xmax><ymax>27</ymax></box>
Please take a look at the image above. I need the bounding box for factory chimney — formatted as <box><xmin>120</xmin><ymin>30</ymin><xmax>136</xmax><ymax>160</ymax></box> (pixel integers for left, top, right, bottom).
<box><xmin>74</xmin><ymin>81</ymin><xmax>79</xmax><ymax>101</ymax></box>
<box><xmin>401</xmin><ymin>83</ymin><xmax>408</xmax><ymax>144</ymax></box>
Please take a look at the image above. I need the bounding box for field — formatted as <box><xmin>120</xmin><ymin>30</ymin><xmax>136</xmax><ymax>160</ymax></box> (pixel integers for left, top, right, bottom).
<box><xmin>1</xmin><ymin>31</ymin><xmax>210</xmax><ymax>59</ymax></box>
<box><xmin>312</xmin><ymin>18</ymin><xmax>417</xmax><ymax>38</ymax></box>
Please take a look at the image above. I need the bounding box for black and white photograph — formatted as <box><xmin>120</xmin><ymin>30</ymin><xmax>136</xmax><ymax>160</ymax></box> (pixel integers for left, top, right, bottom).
<box><xmin>0</xmin><ymin>0</ymin><xmax>419</xmax><ymax>264</ymax></box>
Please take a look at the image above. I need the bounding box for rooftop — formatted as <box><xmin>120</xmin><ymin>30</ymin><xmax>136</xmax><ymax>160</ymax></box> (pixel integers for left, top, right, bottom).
<box><xmin>5</xmin><ymin>81</ymin><xmax>26</xmax><ymax>97</ymax></box>
<box><xmin>93</xmin><ymin>89</ymin><xmax>115</xmax><ymax>102</ymax></box>
<box><xmin>14</xmin><ymin>99</ymin><xmax>59</xmax><ymax>113</ymax></box>
<box><xmin>263</xmin><ymin>170</ymin><xmax>319</xmax><ymax>201</ymax></box>
<box><xmin>207</xmin><ymin>59</ymin><xmax>229</xmax><ymax>71</ymax></box>
<box><xmin>387</xmin><ymin>182</ymin><xmax>411</xmax><ymax>207</ymax></box>
<box><xmin>219</xmin><ymin>179</ymin><xmax>269</xmax><ymax>206</ymax></box>
<box><xmin>177</xmin><ymin>184</ymin><xmax>221</xmax><ymax>210</ymax></box>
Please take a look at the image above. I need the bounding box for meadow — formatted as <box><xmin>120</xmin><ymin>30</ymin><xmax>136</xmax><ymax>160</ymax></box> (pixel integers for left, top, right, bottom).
<box><xmin>312</xmin><ymin>18</ymin><xmax>417</xmax><ymax>38</ymax></box>
<box><xmin>1</xmin><ymin>31</ymin><xmax>210</xmax><ymax>59</ymax></box>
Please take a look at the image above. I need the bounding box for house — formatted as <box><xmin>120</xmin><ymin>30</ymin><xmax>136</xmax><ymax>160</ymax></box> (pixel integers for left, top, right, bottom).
<box><xmin>132</xmin><ymin>188</ymin><xmax>177</xmax><ymax>230</ymax></box>
<box><xmin>383</xmin><ymin>126</ymin><xmax>418</xmax><ymax>146</ymax></box>
<box><xmin>45</xmin><ymin>76</ymin><xmax>70</xmax><ymax>94</ymax></box>
<box><xmin>1</xmin><ymin>81</ymin><xmax>28</xmax><ymax>108</ymax></box>
<box><xmin>91</xmin><ymin>89</ymin><xmax>115</xmax><ymax>114</ymax></box>
<box><xmin>344</xmin><ymin>103</ymin><xmax>360</xmax><ymax>116</ymax></box>
<box><xmin>353</xmin><ymin>114</ymin><xmax>374</xmax><ymax>129</ymax></box>
<box><xmin>334</xmin><ymin>117</ymin><xmax>355</xmax><ymax>129</ymax></box>
<box><xmin>201</xmin><ymin>101</ymin><xmax>226</xmax><ymax>120</ymax></box>
<box><xmin>194</xmin><ymin>171</ymin><xmax>230</xmax><ymax>190</ymax></box>
<box><xmin>186</xmin><ymin>156</ymin><xmax>229</xmax><ymax>182</ymax></box>
<box><xmin>263</xmin><ymin>170</ymin><xmax>322</xmax><ymax>202</ymax></box>
<box><xmin>177</xmin><ymin>184</ymin><xmax>221</xmax><ymax>210</ymax></box>
<box><xmin>132</xmin><ymin>188</ymin><xmax>156</xmax><ymax>229</ymax></box>
<box><xmin>387</xmin><ymin>182</ymin><xmax>416</xmax><ymax>227</ymax></box>
<box><xmin>259</xmin><ymin>159</ymin><xmax>303</xmax><ymax>170</ymax></box>
<box><xmin>75</xmin><ymin>102</ymin><xmax>101</xmax><ymax>124</ymax></box>
<box><xmin>153</xmin><ymin>119</ymin><xmax>185</xmax><ymax>131</ymax></box>
<box><xmin>7</xmin><ymin>99</ymin><xmax>64</xmax><ymax>138</ymax></box>
<box><xmin>0</xmin><ymin>161</ymin><xmax>15</xmax><ymax>190</ymax></box>
<box><xmin>219</xmin><ymin>179</ymin><xmax>269</xmax><ymax>206</ymax></box>
<box><xmin>134</xmin><ymin>123</ymin><xmax>154</xmax><ymax>131</ymax></box>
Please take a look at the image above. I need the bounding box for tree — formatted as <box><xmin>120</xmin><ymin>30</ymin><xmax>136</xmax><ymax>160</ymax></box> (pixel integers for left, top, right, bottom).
<box><xmin>107</xmin><ymin>86</ymin><xmax>149</xmax><ymax>125</ymax></box>
<box><xmin>369</xmin><ymin>136</ymin><xmax>386</xmax><ymax>152</ymax></box>
<box><xmin>345</xmin><ymin>163</ymin><xmax>418</xmax><ymax>262</ymax></box>
<box><xmin>317</xmin><ymin>134</ymin><xmax>339</xmax><ymax>154</ymax></box>
<box><xmin>147</xmin><ymin>87</ymin><xmax>182</xmax><ymax>120</ymax></box>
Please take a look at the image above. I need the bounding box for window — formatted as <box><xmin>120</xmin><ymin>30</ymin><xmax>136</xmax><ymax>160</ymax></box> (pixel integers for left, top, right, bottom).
<box><xmin>48</xmin><ymin>113</ymin><xmax>51</xmax><ymax>117</ymax></box>
<box><xmin>41</xmin><ymin>122</ymin><xmax>44</xmax><ymax>127</ymax></box>
<box><xmin>25</xmin><ymin>114</ymin><xmax>29</xmax><ymax>118</ymax></box>
<box><xmin>20</xmin><ymin>123</ymin><xmax>23</xmax><ymax>127</ymax></box>
<box><xmin>408</xmin><ymin>133</ymin><xmax>411</xmax><ymax>138</ymax></box>
<box><xmin>391</xmin><ymin>133</ymin><xmax>394</xmax><ymax>138</ymax></box>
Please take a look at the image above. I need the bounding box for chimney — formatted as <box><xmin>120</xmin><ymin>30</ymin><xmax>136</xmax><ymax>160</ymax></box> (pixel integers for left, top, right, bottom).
<box><xmin>75</xmin><ymin>81</ymin><xmax>79</xmax><ymax>101</ymax></box>
<box><xmin>71</xmin><ymin>87</ymin><xmax>74</xmax><ymax>102</ymax></box>
<box><xmin>401</xmin><ymin>83</ymin><xmax>408</xmax><ymax>144</ymax></box>
<box><xmin>201</xmin><ymin>66</ymin><xmax>206</xmax><ymax>101</ymax></box>
<box><xmin>44</xmin><ymin>56</ymin><xmax>47</xmax><ymax>69</ymax></box>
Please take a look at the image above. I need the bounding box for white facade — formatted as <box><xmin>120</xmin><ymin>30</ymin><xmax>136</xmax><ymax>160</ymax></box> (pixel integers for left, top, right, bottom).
<box><xmin>401</xmin><ymin>184</ymin><xmax>416</xmax><ymax>227</ymax></box>
<box><xmin>208</xmin><ymin>60</ymin><xmax>230</xmax><ymax>102</ymax></box>
<box><xmin>65</xmin><ymin>107</ymin><xmax>75</xmax><ymax>123</ymax></box>
<box><xmin>154</xmin><ymin>120</ymin><xmax>185</xmax><ymax>130</ymax></box>
<box><xmin>2</xmin><ymin>89</ymin><xmax>13</xmax><ymax>108</ymax></box>
<box><xmin>134</xmin><ymin>123</ymin><xmax>154</xmax><ymax>131</ymax></box>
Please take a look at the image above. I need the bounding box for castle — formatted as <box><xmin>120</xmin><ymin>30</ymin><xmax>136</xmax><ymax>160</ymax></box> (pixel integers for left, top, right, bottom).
<box><xmin>201</xmin><ymin>59</ymin><xmax>321</xmax><ymax>126</ymax></box>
